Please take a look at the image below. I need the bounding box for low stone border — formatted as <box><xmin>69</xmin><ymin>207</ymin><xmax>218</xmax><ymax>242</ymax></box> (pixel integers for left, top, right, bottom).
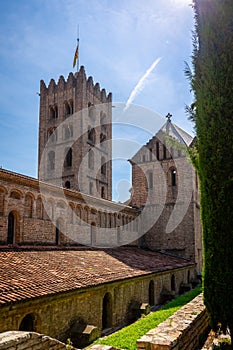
<box><xmin>0</xmin><ymin>331</ymin><xmax>78</xmax><ymax>350</ymax></box>
<box><xmin>137</xmin><ymin>293</ymin><xmax>209</xmax><ymax>350</ymax></box>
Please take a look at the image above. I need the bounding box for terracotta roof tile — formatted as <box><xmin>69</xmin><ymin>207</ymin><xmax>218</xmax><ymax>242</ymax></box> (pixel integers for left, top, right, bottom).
<box><xmin>0</xmin><ymin>247</ymin><xmax>193</xmax><ymax>305</ymax></box>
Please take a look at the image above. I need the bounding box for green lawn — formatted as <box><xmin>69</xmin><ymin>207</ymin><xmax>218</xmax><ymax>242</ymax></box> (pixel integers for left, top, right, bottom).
<box><xmin>95</xmin><ymin>286</ymin><xmax>202</xmax><ymax>350</ymax></box>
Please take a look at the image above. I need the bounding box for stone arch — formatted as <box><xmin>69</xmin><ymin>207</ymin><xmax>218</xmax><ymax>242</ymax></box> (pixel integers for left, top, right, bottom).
<box><xmin>0</xmin><ymin>186</ymin><xmax>7</xmax><ymax>216</ymax></box>
<box><xmin>24</xmin><ymin>192</ymin><xmax>34</xmax><ymax>218</ymax></box>
<box><xmin>149</xmin><ymin>280</ymin><xmax>155</xmax><ymax>306</ymax></box>
<box><xmin>102</xmin><ymin>292</ymin><xmax>113</xmax><ymax>329</ymax></box>
<box><xmin>19</xmin><ymin>313</ymin><xmax>35</xmax><ymax>331</ymax></box>
<box><xmin>7</xmin><ymin>211</ymin><xmax>20</xmax><ymax>245</ymax></box>
<box><xmin>10</xmin><ymin>189</ymin><xmax>23</xmax><ymax>200</ymax></box>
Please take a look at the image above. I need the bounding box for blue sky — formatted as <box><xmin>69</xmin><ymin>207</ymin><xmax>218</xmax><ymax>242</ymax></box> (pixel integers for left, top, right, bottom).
<box><xmin>0</xmin><ymin>0</ymin><xmax>195</xmax><ymax>201</ymax></box>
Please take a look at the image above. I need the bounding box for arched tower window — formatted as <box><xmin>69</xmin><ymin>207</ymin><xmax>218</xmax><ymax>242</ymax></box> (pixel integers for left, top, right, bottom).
<box><xmin>147</xmin><ymin>172</ymin><xmax>153</xmax><ymax>189</ymax></box>
<box><xmin>64</xmin><ymin>148</ymin><xmax>72</xmax><ymax>168</ymax></box>
<box><xmin>48</xmin><ymin>151</ymin><xmax>55</xmax><ymax>170</ymax></box>
<box><xmin>101</xmin><ymin>157</ymin><xmax>106</xmax><ymax>175</ymax></box>
<box><xmin>88</xmin><ymin>127</ymin><xmax>96</xmax><ymax>144</ymax></box>
<box><xmin>89</xmin><ymin>182</ymin><xmax>93</xmax><ymax>195</ymax></box>
<box><xmin>88</xmin><ymin>150</ymin><xmax>94</xmax><ymax>169</ymax></box>
<box><xmin>101</xmin><ymin>186</ymin><xmax>105</xmax><ymax>199</ymax></box>
<box><xmin>64</xmin><ymin>101</ymin><xmax>71</xmax><ymax>117</ymax></box>
<box><xmin>63</xmin><ymin>125</ymin><xmax>73</xmax><ymax>140</ymax></box>
<box><xmin>49</xmin><ymin>105</ymin><xmax>58</xmax><ymax>119</ymax></box>
<box><xmin>88</xmin><ymin>104</ymin><xmax>96</xmax><ymax>120</ymax></box>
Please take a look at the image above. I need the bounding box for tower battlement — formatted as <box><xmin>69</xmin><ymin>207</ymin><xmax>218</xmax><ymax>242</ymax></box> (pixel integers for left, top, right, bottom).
<box><xmin>40</xmin><ymin>66</ymin><xmax>112</xmax><ymax>103</ymax></box>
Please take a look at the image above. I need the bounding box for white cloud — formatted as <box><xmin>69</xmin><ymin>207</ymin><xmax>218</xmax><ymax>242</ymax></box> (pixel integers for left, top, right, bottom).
<box><xmin>124</xmin><ymin>57</ymin><xmax>162</xmax><ymax>111</ymax></box>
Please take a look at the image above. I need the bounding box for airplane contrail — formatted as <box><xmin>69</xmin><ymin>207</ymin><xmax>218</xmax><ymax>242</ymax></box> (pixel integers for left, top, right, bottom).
<box><xmin>124</xmin><ymin>57</ymin><xmax>162</xmax><ymax>112</ymax></box>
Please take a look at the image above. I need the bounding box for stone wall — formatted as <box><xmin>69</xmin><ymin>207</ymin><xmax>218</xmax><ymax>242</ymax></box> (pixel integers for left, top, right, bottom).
<box><xmin>0</xmin><ymin>169</ymin><xmax>139</xmax><ymax>247</ymax></box>
<box><xmin>0</xmin><ymin>267</ymin><xmax>194</xmax><ymax>347</ymax></box>
<box><xmin>137</xmin><ymin>293</ymin><xmax>209</xmax><ymax>350</ymax></box>
<box><xmin>0</xmin><ymin>331</ymin><xmax>77</xmax><ymax>350</ymax></box>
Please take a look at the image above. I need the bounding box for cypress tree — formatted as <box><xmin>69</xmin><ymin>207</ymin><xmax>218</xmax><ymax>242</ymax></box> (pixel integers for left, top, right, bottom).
<box><xmin>191</xmin><ymin>0</ymin><xmax>233</xmax><ymax>345</ymax></box>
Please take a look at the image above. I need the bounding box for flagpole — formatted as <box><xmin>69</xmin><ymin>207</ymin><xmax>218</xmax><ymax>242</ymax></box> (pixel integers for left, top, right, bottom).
<box><xmin>77</xmin><ymin>24</ymin><xmax>79</xmax><ymax>72</ymax></box>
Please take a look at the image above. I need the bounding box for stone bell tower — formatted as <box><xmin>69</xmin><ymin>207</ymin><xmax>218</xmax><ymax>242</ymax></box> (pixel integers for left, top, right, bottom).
<box><xmin>38</xmin><ymin>66</ymin><xmax>112</xmax><ymax>200</ymax></box>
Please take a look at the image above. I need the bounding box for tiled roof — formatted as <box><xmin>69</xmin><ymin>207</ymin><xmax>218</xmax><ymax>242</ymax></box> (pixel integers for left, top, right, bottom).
<box><xmin>0</xmin><ymin>247</ymin><xmax>193</xmax><ymax>305</ymax></box>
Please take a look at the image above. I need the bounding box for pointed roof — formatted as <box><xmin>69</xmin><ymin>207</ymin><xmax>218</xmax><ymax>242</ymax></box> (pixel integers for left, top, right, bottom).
<box><xmin>160</xmin><ymin>118</ymin><xmax>193</xmax><ymax>146</ymax></box>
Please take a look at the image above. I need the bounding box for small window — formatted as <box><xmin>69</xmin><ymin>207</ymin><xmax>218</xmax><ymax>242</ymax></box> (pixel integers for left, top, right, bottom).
<box><xmin>148</xmin><ymin>172</ymin><xmax>153</xmax><ymax>189</ymax></box>
<box><xmin>101</xmin><ymin>186</ymin><xmax>105</xmax><ymax>199</ymax></box>
<box><xmin>101</xmin><ymin>157</ymin><xmax>106</xmax><ymax>175</ymax></box>
<box><xmin>171</xmin><ymin>169</ymin><xmax>176</xmax><ymax>186</ymax></box>
<box><xmin>89</xmin><ymin>182</ymin><xmax>93</xmax><ymax>195</ymax></box>
<box><xmin>63</xmin><ymin>125</ymin><xmax>73</xmax><ymax>140</ymax></box>
<box><xmin>142</xmin><ymin>155</ymin><xmax>146</xmax><ymax>162</ymax></box>
<box><xmin>64</xmin><ymin>101</ymin><xmax>71</xmax><ymax>117</ymax></box>
<box><xmin>48</xmin><ymin>151</ymin><xmax>55</xmax><ymax>170</ymax></box>
<box><xmin>64</xmin><ymin>148</ymin><xmax>72</xmax><ymax>168</ymax></box>
<box><xmin>88</xmin><ymin>150</ymin><xmax>94</xmax><ymax>169</ymax></box>
<box><xmin>88</xmin><ymin>104</ymin><xmax>95</xmax><ymax>119</ymax></box>
<box><xmin>88</xmin><ymin>127</ymin><xmax>96</xmax><ymax>144</ymax></box>
<box><xmin>65</xmin><ymin>181</ymin><xmax>71</xmax><ymax>189</ymax></box>
<box><xmin>163</xmin><ymin>144</ymin><xmax>167</xmax><ymax>160</ymax></box>
<box><xmin>49</xmin><ymin>105</ymin><xmax>58</xmax><ymax>119</ymax></box>
<box><xmin>48</xmin><ymin>128</ymin><xmax>57</xmax><ymax>143</ymax></box>
<box><xmin>149</xmin><ymin>148</ymin><xmax>153</xmax><ymax>161</ymax></box>
<box><xmin>156</xmin><ymin>142</ymin><xmax>160</xmax><ymax>160</ymax></box>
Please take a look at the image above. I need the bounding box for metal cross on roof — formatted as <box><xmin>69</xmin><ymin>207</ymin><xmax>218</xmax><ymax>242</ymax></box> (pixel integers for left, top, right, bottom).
<box><xmin>166</xmin><ymin>113</ymin><xmax>172</xmax><ymax>122</ymax></box>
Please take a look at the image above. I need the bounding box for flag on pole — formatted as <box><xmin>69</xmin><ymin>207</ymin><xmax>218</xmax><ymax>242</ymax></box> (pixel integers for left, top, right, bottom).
<box><xmin>73</xmin><ymin>43</ymin><xmax>79</xmax><ymax>69</ymax></box>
